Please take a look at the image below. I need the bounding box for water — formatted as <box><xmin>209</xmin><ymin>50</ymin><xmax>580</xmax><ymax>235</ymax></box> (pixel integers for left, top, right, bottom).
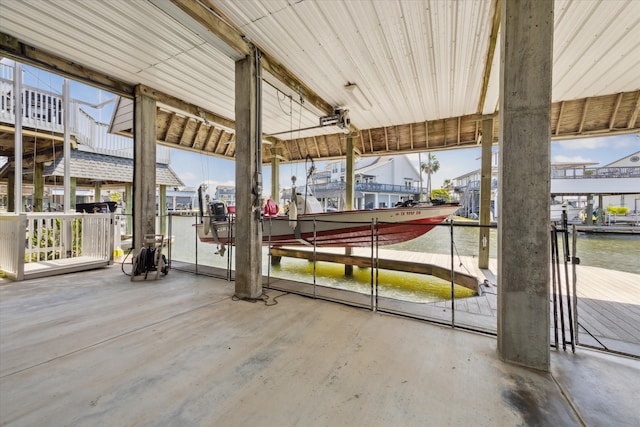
<box><xmin>167</xmin><ymin>216</ymin><xmax>639</xmax><ymax>302</ymax></box>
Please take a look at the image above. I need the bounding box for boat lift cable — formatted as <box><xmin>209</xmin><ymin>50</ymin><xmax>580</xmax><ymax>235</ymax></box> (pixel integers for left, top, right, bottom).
<box><xmin>304</xmin><ymin>154</ymin><xmax>316</xmax><ymax>214</ymax></box>
<box><xmin>452</xmin><ymin>241</ymin><xmax>472</xmax><ymax>275</ymax></box>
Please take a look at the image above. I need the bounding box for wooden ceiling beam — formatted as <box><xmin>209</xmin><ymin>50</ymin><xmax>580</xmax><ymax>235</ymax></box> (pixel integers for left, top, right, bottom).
<box><xmin>0</xmin><ymin>31</ymin><xmax>133</xmax><ymax>96</ymax></box>
<box><xmin>477</xmin><ymin>0</ymin><xmax>502</xmax><ymax>113</ymax></box>
<box><xmin>137</xmin><ymin>84</ymin><xmax>235</xmax><ymax>132</ymax></box>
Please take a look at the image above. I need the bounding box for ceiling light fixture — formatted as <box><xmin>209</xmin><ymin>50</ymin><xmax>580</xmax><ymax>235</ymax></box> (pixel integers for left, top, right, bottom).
<box><xmin>345</xmin><ymin>83</ymin><xmax>372</xmax><ymax>111</ymax></box>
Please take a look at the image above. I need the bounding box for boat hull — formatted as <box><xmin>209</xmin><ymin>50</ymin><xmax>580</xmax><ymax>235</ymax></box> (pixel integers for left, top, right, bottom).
<box><xmin>196</xmin><ymin>205</ymin><xmax>459</xmax><ymax>247</ymax></box>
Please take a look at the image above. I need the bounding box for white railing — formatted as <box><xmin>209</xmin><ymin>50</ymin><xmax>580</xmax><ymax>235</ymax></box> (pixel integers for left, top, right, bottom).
<box><xmin>1</xmin><ymin>62</ymin><xmax>171</xmax><ymax>164</ymax></box>
<box><xmin>0</xmin><ymin>212</ymin><xmax>114</xmax><ymax>280</ymax></box>
<box><xmin>0</xmin><ymin>77</ymin><xmax>64</xmax><ymax>133</ymax></box>
<box><xmin>0</xmin><ymin>214</ymin><xmax>26</xmax><ymax>279</ymax></box>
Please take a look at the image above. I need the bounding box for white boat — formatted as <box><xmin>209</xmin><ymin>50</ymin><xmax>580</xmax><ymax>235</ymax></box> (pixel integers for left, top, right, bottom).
<box><xmin>196</xmin><ymin>192</ymin><xmax>459</xmax><ymax>248</ymax></box>
<box><xmin>550</xmin><ymin>200</ymin><xmax>582</xmax><ymax>221</ymax></box>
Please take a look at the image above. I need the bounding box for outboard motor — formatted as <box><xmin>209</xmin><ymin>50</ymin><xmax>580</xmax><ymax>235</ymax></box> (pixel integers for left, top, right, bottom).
<box><xmin>209</xmin><ymin>200</ymin><xmax>227</xmax><ymax>221</ymax></box>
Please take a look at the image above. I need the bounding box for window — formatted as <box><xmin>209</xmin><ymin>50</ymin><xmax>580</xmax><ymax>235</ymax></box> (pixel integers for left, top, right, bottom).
<box><xmin>404</xmin><ymin>178</ymin><xmax>413</xmax><ymax>188</ymax></box>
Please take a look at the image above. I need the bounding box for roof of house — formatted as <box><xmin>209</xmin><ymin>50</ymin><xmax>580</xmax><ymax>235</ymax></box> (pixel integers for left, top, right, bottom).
<box><xmin>43</xmin><ymin>150</ymin><xmax>183</xmax><ymax>187</ymax></box>
<box><xmin>603</xmin><ymin>150</ymin><xmax>640</xmax><ymax>167</ymax></box>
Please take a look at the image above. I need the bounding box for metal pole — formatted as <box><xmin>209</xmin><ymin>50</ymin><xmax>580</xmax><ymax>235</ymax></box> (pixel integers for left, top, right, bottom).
<box><xmin>450</xmin><ymin>219</ymin><xmax>455</xmax><ymax>327</ymax></box>
<box><xmin>13</xmin><ymin>63</ymin><xmax>23</xmax><ymax>213</ymax></box>
<box><xmin>554</xmin><ymin>228</ymin><xmax>566</xmax><ymax>351</ymax></box>
<box><xmin>562</xmin><ymin>226</ymin><xmax>575</xmax><ymax>352</ymax></box>
<box><xmin>313</xmin><ymin>219</ymin><xmax>317</xmax><ymax>298</ymax></box>
<box><xmin>550</xmin><ymin>227</ymin><xmax>559</xmax><ymax>349</ymax></box>
<box><xmin>572</xmin><ymin>224</ymin><xmax>579</xmax><ymax>347</ymax></box>
<box><xmin>375</xmin><ymin>218</ymin><xmax>379</xmax><ymax>312</ymax></box>
<box><xmin>370</xmin><ymin>219</ymin><xmax>374</xmax><ymax>311</ymax></box>
<box><xmin>168</xmin><ymin>214</ymin><xmax>172</xmax><ymax>268</ymax></box>
<box><xmin>227</xmin><ymin>215</ymin><xmax>233</xmax><ymax>281</ymax></box>
<box><xmin>266</xmin><ymin>218</ymin><xmax>272</xmax><ymax>289</ymax></box>
<box><xmin>194</xmin><ymin>215</ymin><xmax>199</xmax><ymax>276</ymax></box>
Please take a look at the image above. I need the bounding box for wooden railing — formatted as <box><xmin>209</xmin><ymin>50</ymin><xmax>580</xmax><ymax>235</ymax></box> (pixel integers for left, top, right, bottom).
<box><xmin>0</xmin><ymin>212</ymin><xmax>114</xmax><ymax>280</ymax></box>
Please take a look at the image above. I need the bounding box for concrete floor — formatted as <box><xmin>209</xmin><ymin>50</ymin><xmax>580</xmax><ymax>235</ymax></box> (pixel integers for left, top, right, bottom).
<box><xmin>0</xmin><ymin>267</ymin><xmax>638</xmax><ymax>426</ymax></box>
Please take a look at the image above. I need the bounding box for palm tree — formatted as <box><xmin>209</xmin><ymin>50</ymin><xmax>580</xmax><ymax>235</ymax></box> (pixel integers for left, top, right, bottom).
<box><xmin>420</xmin><ymin>154</ymin><xmax>440</xmax><ymax>201</ymax></box>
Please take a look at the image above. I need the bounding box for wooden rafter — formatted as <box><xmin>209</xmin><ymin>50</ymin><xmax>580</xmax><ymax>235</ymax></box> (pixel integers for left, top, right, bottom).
<box><xmin>477</xmin><ymin>0</ymin><xmax>502</xmax><ymax>113</ymax></box>
<box><xmin>555</xmin><ymin>101</ymin><xmax>565</xmax><ymax>136</ymax></box>
<box><xmin>629</xmin><ymin>91</ymin><xmax>640</xmax><ymax>129</ymax></box>
<box><xmin>425</xmin><ymin>121</ymin><xmax>429</xmax><ymax>148</ymax></box>
<box><xmin>224</xmin><ymin>135</ymin><xmax>235</xmax><ymax>157</ymax></box>
<box><xmin>384</xmin><ymin>127</ymin><xmax>389</xmax><ymax>151</ymax></box>
<box><xmin>192</xmin><ymin>121</ymin><xmax>203</xmax><ymax>149</ymax></box>
<box><xmin>163</xmin><ymin>112</ymin><xmax>177</xmax><ymax>141</ymax></box>
<box><xmin>209</xmin><ymin>130</ymin><xmax>224</xmax><ymax>153</ymax></box>
<box><xmin>178</xmin><ymin>119</ymin><xmax>193</xmax><ymax>146</ymax></box>
<box><xmin>395</xmin><ymin>126</ymin><xmax>400</xmax><ymax>151</ymax></box>
<box><xmin>409</xmin><ymin>123</ymin><xmax>414</xmax><ymax>150</ymax></box>
<box><xmin>202</xmin><ymin>126</ymin><xmax>216</xmax><ymax>151</ymax></box>
<box><xmin>578</xmin><ymin>98</ymin><xmax>590</xmax><ymax>134</ymax></box>
<box><xmin>313</xmin><ymin>136</ymin><xmax>321</xmax><ymax>158</ymax></box>
<box><xmin>609</xmin><ymin>92</ymin><xmax>623</xmax><ymax>130</ymax></box>
<box><xmin>443</xmin><ymin>119</ymin><xmax>447</xmax><ymax>147</ymax></box>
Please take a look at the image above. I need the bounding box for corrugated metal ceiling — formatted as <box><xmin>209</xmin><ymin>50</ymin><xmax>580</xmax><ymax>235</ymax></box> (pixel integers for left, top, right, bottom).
<box><xmin>1</xmin><ymin>0</ymin><xmax>639</xmax><ymax>151</ymax></box>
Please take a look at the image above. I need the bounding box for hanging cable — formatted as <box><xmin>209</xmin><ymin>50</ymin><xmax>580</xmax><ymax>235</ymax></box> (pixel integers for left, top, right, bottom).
<box><xmin>252</xmin><ymin>45</ymin><xmax>263</xmax><ymax>211</ymax></box>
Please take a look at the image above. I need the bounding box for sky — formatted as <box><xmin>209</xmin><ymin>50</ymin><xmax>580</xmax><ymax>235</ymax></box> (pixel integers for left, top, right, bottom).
<box><xmin>9</xmin><ymin>60</ymin><xmax>640</xmax><ymax>195</ymax></box>
<box><xmin>171</xmin><ymin>133</ymin><xmax>640</xmax><ymax>196</ymax></box>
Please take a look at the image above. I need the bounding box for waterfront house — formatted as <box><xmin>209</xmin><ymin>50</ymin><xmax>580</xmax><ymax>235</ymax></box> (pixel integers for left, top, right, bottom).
<box><xmin>309</xmin><ymin>155</ymin><xmax>424</xmax><ymax>210</ymax></box>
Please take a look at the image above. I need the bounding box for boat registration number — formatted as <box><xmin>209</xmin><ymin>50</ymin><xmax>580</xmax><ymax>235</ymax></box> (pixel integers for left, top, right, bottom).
<box><xmin>394</xmin><ymin>211</ymin><xmax>421</xmax><ymax>216</ymax></box>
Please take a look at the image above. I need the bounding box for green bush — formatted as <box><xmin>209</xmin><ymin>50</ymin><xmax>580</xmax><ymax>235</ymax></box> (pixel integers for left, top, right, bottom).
<box><xmin>431</xmin><ymin>188</ymin><xmax>450</xmax><ymax>202</ymax></box>
<box><xmin>606</xmin><ymin>206</ymin><xmax>629</xmax><ymax>215</ymax></box>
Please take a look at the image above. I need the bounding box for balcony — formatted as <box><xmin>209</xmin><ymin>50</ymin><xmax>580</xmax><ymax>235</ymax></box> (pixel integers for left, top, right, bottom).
<box><xmin>311</xmin><ymin>181</ymin><xmax>423</xmax><ymax>195</ymax></box>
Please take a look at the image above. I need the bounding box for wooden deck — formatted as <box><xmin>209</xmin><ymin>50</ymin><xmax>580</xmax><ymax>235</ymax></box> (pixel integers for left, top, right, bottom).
<box><xmin>269</xmin><ymin>247</ymin><xmax>640</xmax><ymax>355</ymax></box>
<box><xmin>22</xmin><ymin>256</ymin><xmax>112</xmax><ymax>281</ymax></box>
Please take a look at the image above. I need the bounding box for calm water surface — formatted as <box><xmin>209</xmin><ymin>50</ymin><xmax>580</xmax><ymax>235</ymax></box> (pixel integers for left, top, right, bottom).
<box><xmin>167</xmin><ymin>216</ymin><xmax>639</xmax><ymax>302</ymax></box>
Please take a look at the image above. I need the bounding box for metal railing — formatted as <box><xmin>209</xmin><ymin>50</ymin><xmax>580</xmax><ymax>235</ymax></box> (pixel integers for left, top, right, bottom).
<box><xmin>552</xmin><ymin>166</ymin><xmax>640</xmax><ymax>179</ymax></box>
<box><xmin>168</xmin><ymin>213</ymin><xmax>498</xmax><ymax>334</ymax></box>
<box><xmin>311</xmin><ymin>181</ymin><xmax>423</xmax><ymax>195</ymax></box>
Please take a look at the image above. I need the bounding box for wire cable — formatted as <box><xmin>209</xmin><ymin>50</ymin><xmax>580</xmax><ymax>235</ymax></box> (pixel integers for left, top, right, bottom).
<box><xmin>232</xmin><ymin>290</ymin><xmax>290</xmax><ymax>306</ymax></box>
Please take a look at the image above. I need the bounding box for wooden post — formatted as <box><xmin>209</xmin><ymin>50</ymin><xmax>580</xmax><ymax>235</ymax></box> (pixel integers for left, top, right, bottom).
<box><xmin>14</xmin><ymin>63</ymin><xmax>23</xmax><ymax>213</ymax></box>
<box><xmin>133</xmin><ymin>85</ymin><xmax>157</xmax><ymax>250</ymax></box>
<box><xmin>125</xmin><ymin>182</ymin><xmax>133</xmax><ymax>235</ymax></box>
<box><xmin>271</xmin><ymin>147</ymin><xmax>280</xmax><ymax>204</ymax></box>
<box><xmin>478</xmin><ymin>119</ymin><xmax>493</xmax><ymax>269</ymax></box>
<box><xmin>70</xmin><ymin>177</ymin><xmax>76</xmax><ymax>210</ymax></box>
<box><xmin>94</xmin><ymin>181</ymin><xmax>101</xmax><ymax>202</ymax></box>
<box><xmin>33</xmin><ymin>162</ymin><xmax>44</xmax><ymax>212</ymax></box>
<box><xmin>234</xmin><ymin>49</ymin><xmax>263</xmax><ymax>299</ymax></box>
<box><xmin>160</xmin><ymin>185</ymin><xmax>167</xmax><ymax>236</ymax></box>
<box><xmin>7</xmin><ymin>171</ymin><xmax>15</xmax><ymax>212</ymax></box>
